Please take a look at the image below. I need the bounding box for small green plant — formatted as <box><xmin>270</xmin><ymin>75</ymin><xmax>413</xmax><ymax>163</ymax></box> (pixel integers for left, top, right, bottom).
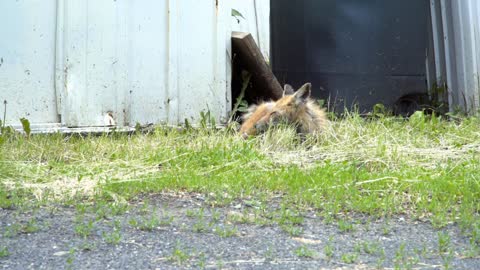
<box><xmin>211</xmin><ymin>210</ymin><xmax>221</xmax><ymax>223</ymax></box>
<box><xmin>199</xmin><ymin>110</ymin><xmax>216</xmax><ymax>130</ymax></box>
<box><xmin>66</xmin><ymin>248</ymin><xmax>76</xmax><ymax>268</ymax></box>
<box><xmin>278</xmin><ymin>207</ymin><xmax>304</xmax><ymax>226</ymax></box>
<box><xmin>74</xmin><ymin>219</ymin><xmax>94</xmax><ymax>238</ymax></box>
<box><xmin>0</xmin><ymin>246</ymin><xmax>10</xmax><ymax>258</ymax></box>
<box><xmin>441</xmin><ymin>250</ymin><xmax>454</xmax><ymax>270</ymax></box>
<box><xmin>393</xmin><ymin>242</ymin><xmax>418</xmax><ymax>270</ymax></box>
<box><xmin>438</xmin><ymin>232</ymin><xmax>451</xmax><ymax>254</ymax></box>
<box><xmin>192</xmin><ymin>221</ymin><xmax>209</xmax><ymax>233</ymax></box>
<box><xmin>197</xmin><ymin>252</ymin><xmax>207</xmax><ymax>269</ymax></box>
<box><xmin>19</xmin><ymin>117</ymin><xmax>31</xmax><ymax>138</ymax></box>
<box><xmin>169</xmin><ymin>242</ymin><xmax>190</xmax><ymax>265</ymax></box>
<box><xmin>324</xmin><ymin>243</ymin><xmax>334</xmax><ymax>259</ymax></box>
<box><xmin>231</xmin><ymin>8</ymin><xmax>245</xmax><ymax>23</ymax></box>
<box><xmin>337</xmin><ymin>219</ymin><xmax>354</xmax><ymax>233</ymax></box>
<box><xmin>103</xmin><ymin>220</ymin><xmax>122</xmax><ymax>245</ymax></box>
<box><xmin>294</xmin><ymin>245</ymin><xmax>317</xmax><ymax>258</ymax></box>
<box><xmin>341</xmin><ymin>252</ymin><xmax>358</xmax><ymax>264</ymax></box>
<box><xmin>103</xmin><ymin>229</ymin><xmax>122</xmax><ymax>245</ymax></box>
<box><xmin>281</xmin><ymin>224</ymin><xmax>303</xmax><ymax>236</ymax></box>
<box><xmin>362</xmin><ymin>241</ymin><xmax>380</xmax><ymax>255</ymax></box>
<box><xmin>213</xmin><ymin>225</ymin><xmax>237</xmax><ymax>238</ymax></box>
<box><xmin>264</xmin><ymin>245</ymin><xmax>276</xmax><ymax>262</ymax></box>
<box><xmin>381</xmin><ymin>224</ymin><xmax>391</xmax><ymax>236</ymax></box>
<box><xmin>132</xmin><ymin>215</ymin><xmax>160</xmax><ymax>231</ymax></box>
<box><xmin>186</xmin><ymin>208</ymin><xmax>205</xmax><ymax>219</ymax></box>
<box><xmin>229</xmin><ymin>70</ymin><xmax>251</xmax><ymax>123</ymax></box>
<box><xmin>23</xmin><ymin>217</ymin><xmax>40</xmax><ymax>233</ymax></box>
<box><xmin>376</xmin><ymin>249</ymin><xmax>386</xmax><ymax>269</ymax></box>
<box><xmin>4</xmin><ymin>223</ymin><xmax>21</xmax><ymax>238</ymax></box>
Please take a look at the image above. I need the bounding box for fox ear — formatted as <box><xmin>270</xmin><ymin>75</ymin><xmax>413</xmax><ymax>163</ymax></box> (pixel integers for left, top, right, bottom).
<box><xmin>283</xmin><ymin>84</ymin><xmax>294</xmax><ymax>96</ymax></box>
<box><xmin>294</xmin><ymin>83</ymin><xmax>312</xmax><ymax>103</ymax></box>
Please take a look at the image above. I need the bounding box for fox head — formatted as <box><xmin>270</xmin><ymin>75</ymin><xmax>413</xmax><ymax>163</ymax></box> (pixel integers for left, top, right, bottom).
<box><xmin>240</xmin><ymin>83</ymin><xmax>312</xmax><ymax>137</ymax></box>
<box><xmin>270</xmin><ymin>82</ymin><xmax>312</xmax><ymax>118</ymax></box>
<box><xmin>252</xmin><ymin>83</ymin><xmax>312</xmax><ymax>132</ymax></box>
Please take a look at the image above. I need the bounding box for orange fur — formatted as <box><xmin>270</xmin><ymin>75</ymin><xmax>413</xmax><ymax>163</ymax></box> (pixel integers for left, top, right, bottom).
<box><xmin>239</xmin><ymin>83</ymin><xmax>327</xmax><ymax>137</ymax></box>
<box><xmin>239</xmin><ymin>101</ymin><xmax>275</xmax><ymax>138</ymax></box>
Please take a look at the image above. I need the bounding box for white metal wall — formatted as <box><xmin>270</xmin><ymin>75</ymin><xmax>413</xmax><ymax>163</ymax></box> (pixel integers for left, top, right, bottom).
<box><xmin>231</xmin><ymin>0</ymin><xmax>270</xmax><ymax>61</ymax></box>
<box><xmin>0</xmin><ymin>0</ymin><xmax>59</xmax><ymax>125</ymax></box>
<box><xmin>429</xmin><ymin>0</ymin><xmax>480</xmax><ymax>112</ymax></box>
<box><xmin>1</xmin><ymin>0</ymin><xmax>231</xmax><ymax>127</ymax></box>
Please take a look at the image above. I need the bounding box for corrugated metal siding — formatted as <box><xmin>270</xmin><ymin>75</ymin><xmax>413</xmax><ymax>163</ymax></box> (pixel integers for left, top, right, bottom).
<box><xmin>0</xmin><ymin>0</ymin><xmax>59</xmax><ymax>125</ymax></box>
<box><xmin>231</xmin><ymin>0</ymin><xmax>270</xmax><ymax>61</ymax></box>
<box><xmin>429</xmin><ymin>0</ymin><xmax>480</xmax><ymax>112</ymax></box>
<box><xmin>1</xmin><ymin>0</ymin><xmax>231</xmax><ymax>127</ymax></box>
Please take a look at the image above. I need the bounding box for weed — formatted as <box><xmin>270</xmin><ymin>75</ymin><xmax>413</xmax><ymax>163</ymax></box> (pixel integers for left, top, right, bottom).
<box><xmin>324</xmin><ymin>244</ymin><xmax>334</xmax><ymax>259</ymax></box>
<box><xmin>375</xmin><ymin>249</ymin><xmax>386</xmax><ymax>269</ymax></box>
<box><xmin>131</xmin><ymin>215</ymin><xmax>160</xmax><ymax>231</ymax></box>
<box><xmin>264</xmin><ymin>245</ymin><xmax>276</xmax><ymax>261</ymax></box>
<box><xmin>0</xmin><ymin>246</ymin><xmax>10</xmax><ymax>257</ymax></box>
<box><xmin>213</xmin><ymin>225</ymin><xmax>237</xmax><ymax>238</ymax></box>
<box><xmin>192</xmin><ymin>221</ymin><xmax>209</xmax><ymax>233</ymax></box>
<box><xmin>294</xmin><ymin>245</ymin><xmax>317</xmax><ymax>258</ymax></box>
<box><xmin>103</xmin><ymin>220</ymin><xmax>122</xmax><ymax>245</ymax></box>
<box><xmin>362</xmin><ymin>241</ymin><xmax>380</xmax><ymax>255</ymax></box>
<box><xmin>74</xmin><ymin>219</ymin><xmax>94</xmax><ymax>238</ymax></box>
<box><xmin>66</xmin><ymin>248</ymin><xmax>75</xmax><ymax>268</ymax></box>
<box><xmin>197</xmin><ymin>252</ymin><xmax>207</xmax><ymax>269</ymax></box>
<box><xmin>278</xmin><ymin>207</ymin><xmax>304</xmax><ymax>226</ymax></box>
<box><xmin>394</xmin><ymin>243</ymin><xmax>419</xmax><ymax>270</ymax></box>
<box><xmin>280</xmin><ymin>224</ymin><xmax>303</xmax><ymax>236</ymax></box>
<box><xmin>103</xmin><ymin>229</ymin><xmax>122</xmax><ymax>245</ymax></box>
<box><xmin>337</xmin><ymin>219</ymin><xmax>354</xmax><ymax>233</ymax></box>
<box><xmin>23</xmin><ymin>217</ymin><xmax>40</xmax><ymax>233</ymax></box>
<box><xmin>438</xmin><ymin>232</ymin><xmax>451</xmax><ymax>254</ymax></box>
<box><xmin>341</xmin><ymin>252</ymin><xmax>358</xmax><ymax>264</ymax></box>
<box><xmin>211</xmin><ymin>210</ymin><xmax>221</xmax><ymax>223</ymax></box>
<box><xmin>169</xmin><ymin>242</ymin><xmax>190</xmax><ymax>265</ymax></box>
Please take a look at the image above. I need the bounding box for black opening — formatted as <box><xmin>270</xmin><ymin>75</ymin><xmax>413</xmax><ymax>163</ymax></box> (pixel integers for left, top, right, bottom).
<box><xmin>270</xmin><ymin>0</ymin><xmax>431</xmax><ymax>114</ymax></box>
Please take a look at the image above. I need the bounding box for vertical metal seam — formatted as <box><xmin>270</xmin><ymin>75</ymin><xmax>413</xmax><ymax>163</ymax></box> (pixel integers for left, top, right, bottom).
<box><xmin>54</xmin><ymin>0</ymin><xmax>65</xmax><ymax>124</ymax></box>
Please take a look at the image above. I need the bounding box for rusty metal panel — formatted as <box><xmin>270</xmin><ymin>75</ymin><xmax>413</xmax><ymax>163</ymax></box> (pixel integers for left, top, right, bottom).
<box><xmin>0</xmin><ymin>0</ymin><xmax>59</xmax><ymax>126</ymax></box>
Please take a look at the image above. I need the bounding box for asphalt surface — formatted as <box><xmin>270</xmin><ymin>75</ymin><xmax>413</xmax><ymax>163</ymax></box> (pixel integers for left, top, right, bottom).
<box><xmin>1</xmin><ymin>194</ymin><xmax>479</xmax><ymax>269</ymax></box>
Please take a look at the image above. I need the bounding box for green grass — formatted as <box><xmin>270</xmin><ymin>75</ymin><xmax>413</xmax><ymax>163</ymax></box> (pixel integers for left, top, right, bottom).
<box><xmin>1</xmin><ymin>113</ymin><xmax>479</xmax><ymax>237</ymax></box>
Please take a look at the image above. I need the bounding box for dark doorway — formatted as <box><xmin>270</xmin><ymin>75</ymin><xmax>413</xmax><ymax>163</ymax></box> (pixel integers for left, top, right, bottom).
<box><xmin>271</xmin><ymin>0</ymin><xmax>430</xmax><ymax>114</ymax></box>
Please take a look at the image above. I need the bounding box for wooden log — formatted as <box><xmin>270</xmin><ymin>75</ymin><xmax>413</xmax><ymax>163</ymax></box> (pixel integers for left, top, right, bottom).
<box><xmin>231</xmin><ymin>31</ymin><xmax>284</xmax><ymax>101</ymax></box>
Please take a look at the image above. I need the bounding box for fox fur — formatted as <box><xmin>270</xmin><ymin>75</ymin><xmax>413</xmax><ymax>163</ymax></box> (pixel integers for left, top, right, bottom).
<box><xmin>239</xmin><ymin>82</ymin><xmax>327</xmax><ymax>137</ymax></box>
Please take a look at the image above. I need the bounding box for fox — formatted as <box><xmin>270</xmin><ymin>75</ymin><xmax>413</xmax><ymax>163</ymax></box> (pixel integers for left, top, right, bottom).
<box><xmin>239</xmin><ymin>82</ymin><xmax>327</xmax><ymax>138</ymax></box>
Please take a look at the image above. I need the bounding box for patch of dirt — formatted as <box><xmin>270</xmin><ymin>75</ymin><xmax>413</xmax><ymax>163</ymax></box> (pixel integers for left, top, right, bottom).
<box><xmin>1</xmin><ymin>194</ymin><xmax>478</xmax><ymax>269</ymax></box>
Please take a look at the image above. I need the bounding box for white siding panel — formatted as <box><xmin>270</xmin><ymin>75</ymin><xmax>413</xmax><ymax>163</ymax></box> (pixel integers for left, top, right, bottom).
<box><xmin>176</xmin><ymin>0</ymin><xmax>230</xmax><ymax>124</ymax></box>
<box><xmin>60</xmin><ymin>0</ymin><xmax>230</xmax><ymax>127</ymax></box>
<box><xmin>0</xmin><ymin>0</ymin><xmax>58</xmax><ymax>125</ymax></box>
<box><xmin>1</xmin><ymin>0</ymin><xmax>232</xmax><ymax>128</ymax></box>
<box><xmin>429</xmin><ymin>0</ymin><xmax>480</xmax><ymax>112</ymax></box>
<box><xmin>231</xmin><ymin>0</ymin><xmax>270</xmax><ymax>61</ymax></box>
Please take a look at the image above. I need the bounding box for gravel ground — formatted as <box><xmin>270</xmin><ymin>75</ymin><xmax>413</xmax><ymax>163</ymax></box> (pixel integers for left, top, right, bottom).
<box><xmin>1</xmin><ymin>194</ymin><xmax>478</xmax><ymax>270</ymax></box>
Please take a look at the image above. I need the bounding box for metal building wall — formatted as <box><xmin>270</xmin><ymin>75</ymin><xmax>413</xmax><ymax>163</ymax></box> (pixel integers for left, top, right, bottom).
<box><xmin>231</xmin><ymin>0</ymin><xmax>270</xmax><ymax>61</ymax></box>
<box><xmin>429</xmin><ymin>0</ymin><xmax>480</xmax><ymax>113</ymax></box>
<box><xmin>0</xmin><ymin>0</ymin><xmax>232</xmax><ymax>128</ymax></box>
<box><xmin>0</xmin><ymin>0</ymin><xmax>59</xmax><ymax>126</ymax></box>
